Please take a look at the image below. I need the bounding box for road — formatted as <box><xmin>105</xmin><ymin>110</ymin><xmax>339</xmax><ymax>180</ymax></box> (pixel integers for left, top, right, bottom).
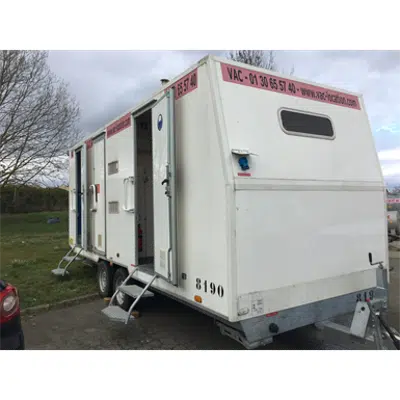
<box><xmin>23</xmin><ymin>254</ymin><xmax>399</xmax><ymax>350</ymax></box>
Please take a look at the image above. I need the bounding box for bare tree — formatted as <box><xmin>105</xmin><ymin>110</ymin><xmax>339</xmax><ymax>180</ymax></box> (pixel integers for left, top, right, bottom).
<box><xmin>392</xmin><ymin>185</ymin><xmax>400</xmax><ymax>194</ymax></box>
<box><xmin>228</xmin><ymin>50</ymin><xmax>294</xmax><ymax>75</ymax></box>
<box><xmin>0</xmin><ymin>51</ymin><xmax>80</xmax><ymax>188</ymax></box>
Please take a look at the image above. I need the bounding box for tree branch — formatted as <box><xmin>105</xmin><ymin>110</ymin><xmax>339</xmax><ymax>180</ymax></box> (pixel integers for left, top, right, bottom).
<box><xmin>228</xmin><ymin>50</ymin><xmax>295</xmax><ymax>75</ymax></box>
<box><xmin>0</xmin><ymin>50</ymin><xmax>80</xmax><ymax>188</ymax></box>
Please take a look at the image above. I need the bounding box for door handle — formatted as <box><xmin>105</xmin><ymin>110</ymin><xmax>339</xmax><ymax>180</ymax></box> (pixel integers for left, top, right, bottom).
<box><xmin>89</xmin><ymin>184</ymin><xmax>97</xmax><ymax>212</ymax></box>
<box><xmin>162</xmin><ymin>165</ymin><xmax>171</xmax><ymax>197</ymax></box>
<box><xmin>123</xmin><ymin>176</ymin><xmax>135</xmax><ymax>213</ymax></box>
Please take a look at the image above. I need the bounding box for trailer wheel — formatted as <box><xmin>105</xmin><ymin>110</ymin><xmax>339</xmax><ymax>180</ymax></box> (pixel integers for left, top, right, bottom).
<box><xmin>113</xmin><ymin>267</ymin><xmax>133</xmax><ymax>311</ymax></box>
<box><xmin>97</xmin><ymin>261</ymin><xmax>114</xmax><ymax>298</ymax></box>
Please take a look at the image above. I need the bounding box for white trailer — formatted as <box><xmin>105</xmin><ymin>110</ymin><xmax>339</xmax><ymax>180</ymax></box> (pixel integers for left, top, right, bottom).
<box><xmin>53</xmin><ymin>55</ymin><xmax>398</xmax><ymax>349</ymax></box>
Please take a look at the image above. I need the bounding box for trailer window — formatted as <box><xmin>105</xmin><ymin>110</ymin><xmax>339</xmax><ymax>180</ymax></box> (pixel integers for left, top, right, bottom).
<box><xmin>280</xmin><ymin>109</ymin><xmax>334</xmax><ymax>139</ymax></box>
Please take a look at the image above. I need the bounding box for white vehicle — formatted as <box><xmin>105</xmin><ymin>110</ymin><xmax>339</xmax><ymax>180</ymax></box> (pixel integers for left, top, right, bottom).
<box><xmin>53</xmin><ymin>55</ymin><xmax>398</xmax><ymax>349</ymax></box>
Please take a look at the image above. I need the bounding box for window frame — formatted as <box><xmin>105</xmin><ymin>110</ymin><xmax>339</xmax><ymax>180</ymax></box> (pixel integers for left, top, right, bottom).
<box><xmin>278</xmin><ymin>107</ymin><xmax>336</xmax><ymax>140</ymax></box>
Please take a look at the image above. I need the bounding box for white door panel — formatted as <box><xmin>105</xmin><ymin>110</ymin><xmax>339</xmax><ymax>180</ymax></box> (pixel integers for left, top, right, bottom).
<box><xmin>152</xmin><ymin>90</ymin><xmax>178</xmax><ymax>284</ymax></box>
<box><xmin>81</xmin><ymin>143</ymin><xmax>88</xmax><ymax>250</ymax></box>
<box><xmin>105</xmin><ymin>114</ymin><xmax>136</xmax><ymax>267</ymax></box>
<box><xmin>68</xmin><ymin>150</ymin><xmax>76</xmax><ymax>246</ymax></box>
<box><xmin>91</xmin><ymin>137</ymin><xmax>106</xmax><ymax>253</ymax></box>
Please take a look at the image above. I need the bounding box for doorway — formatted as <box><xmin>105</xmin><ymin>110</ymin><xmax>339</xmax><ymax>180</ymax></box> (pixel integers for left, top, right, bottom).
<box><xmin>133</xmin><ymin>89</ymin><xmax>178</xmax><ymax>284</ymax></box>
<box><xmin>135</xmin><ymin>110</ymin><xmax>155</xmax><ymax>271</ymax></box>
<box><xmin>87</xmin><ymin>135</ymin><xmax>106</xmax><ymax>255</ymax></box>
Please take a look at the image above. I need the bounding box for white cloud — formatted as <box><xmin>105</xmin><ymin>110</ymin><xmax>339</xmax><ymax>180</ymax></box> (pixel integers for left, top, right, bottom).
<box><xmin>381</xmin><ymin>163</ymin><xmax>400</xmax><ymax>179</ymax></box>
<box><xmin>377</xmin><ymin>123</ymin><xmax>400</xmax><ymax>134</ymax></box>
<box><xmin>378</xmin><ymin>147</ymin><xmax>400</xmax><ymax>162</ymax></box>
<box><xmin>378</xmin><ymin>147</ymin><xmax>400</xmax><ymax>184</ymax></box>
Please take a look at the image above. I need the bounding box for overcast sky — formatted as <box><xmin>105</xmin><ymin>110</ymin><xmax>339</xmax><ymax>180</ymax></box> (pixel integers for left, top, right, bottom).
<box><xmin>47</xmin><ymin>50</ymin><xmax>400</xmax><ymax>187</ymax></box>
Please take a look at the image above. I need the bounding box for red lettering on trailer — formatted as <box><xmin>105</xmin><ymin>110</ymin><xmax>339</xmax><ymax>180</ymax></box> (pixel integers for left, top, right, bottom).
<box><xmin>106</xmin><ymin>113</ymin><xmax>132</xmax><ymax>139</ymax></box>
<box><xmin>387</xmin><ymin>198</ymin><xmax>400</xmax><ymax>203</ymax></box>
<box><xmin>220</xmin><ymin>63</ymin><xmax>361</xmax><ymax>110</ymax></box>
<box><xmin>85</xmin><ymin>139</ymin><xmax>93</xmax><ymax>149</ymax></box>
<box><xmin>164</xmin><ymin>68</ymin><xmax>198</xmax><ymax>100</ymax></box>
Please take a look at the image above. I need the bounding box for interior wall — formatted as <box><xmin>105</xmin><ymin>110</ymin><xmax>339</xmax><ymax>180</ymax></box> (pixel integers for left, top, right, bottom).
<box><xmin>135</xmin><ymin>112</ymin><xmax>154</xmax><ymax>260</ymax></box>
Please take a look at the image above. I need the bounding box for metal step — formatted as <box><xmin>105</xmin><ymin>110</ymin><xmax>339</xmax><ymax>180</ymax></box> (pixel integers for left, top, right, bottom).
<box><xmin>51</xmin><ymin>268</ymin><xmax>69</xmax><ymax>276</ymax></box>
<box><xmin>101</xmin><ymin>306</ymin><xmax>136</xmax><ymax>323</ymax></box>
<box><xmin>63</xmin><ymin>255</ymin><xmax>83</xmax><ymax>262</ymax></box>
<box><xmin>119</xmin><ymin>285</ymin><xmax>154</xmax><ymax>298</ymax></box>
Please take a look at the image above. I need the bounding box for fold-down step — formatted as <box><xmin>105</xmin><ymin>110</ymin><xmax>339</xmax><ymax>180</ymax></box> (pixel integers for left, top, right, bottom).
<box><xmin>119</xmin><ymin>285</ymin><xmax>154</xmax><ymax>298</ymax></box>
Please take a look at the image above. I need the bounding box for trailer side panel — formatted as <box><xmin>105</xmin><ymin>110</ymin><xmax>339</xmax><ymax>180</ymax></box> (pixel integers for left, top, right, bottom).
<box><xmin>214</xmin><ymin>58</ymin><xmax>387</xmax><ymax>320</ymax></box>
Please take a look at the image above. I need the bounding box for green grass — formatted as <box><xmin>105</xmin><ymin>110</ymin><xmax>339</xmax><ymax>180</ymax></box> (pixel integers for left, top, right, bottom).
<box><xmin>0</xmin><ymin>211</ymin><xmax>97</xmax><ymax>309</ymax></box>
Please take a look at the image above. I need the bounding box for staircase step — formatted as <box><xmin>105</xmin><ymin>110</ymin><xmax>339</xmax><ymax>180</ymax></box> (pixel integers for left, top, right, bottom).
<box><xmin>63</xmin><ymin>255</ymin><xmax>83</xmax><ymax>262</ymax></box>
<box><xmin>101</xmin><ymin>306</ymin><xmax>136</xmax><ymax>323</ymax></box>
<box><xmin>119</xmin><ymin>285</ymin><xmax>154</xmax><ymax>298</ymax></box>
<box><xmin>51</xmin><ymin>268</ymin><xmax>69</xmax><ymax>276</ymax></box>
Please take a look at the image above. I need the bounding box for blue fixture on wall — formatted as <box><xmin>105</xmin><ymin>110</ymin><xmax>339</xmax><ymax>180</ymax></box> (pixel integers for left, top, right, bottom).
<box><xmin>238</xmin><ymin>156</ymin><xmax>250</xmax><ymax>171</ymax></box>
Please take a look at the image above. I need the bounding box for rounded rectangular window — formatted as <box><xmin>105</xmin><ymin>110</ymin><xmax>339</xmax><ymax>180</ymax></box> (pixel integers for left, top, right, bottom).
<box><xmin>280</xmin><ymin>109</ymin><xmax>334</xmax><ymax>139</ymax></box>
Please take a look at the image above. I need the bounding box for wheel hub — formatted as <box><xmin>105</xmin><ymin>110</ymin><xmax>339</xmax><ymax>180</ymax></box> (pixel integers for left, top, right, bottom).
<box><xmin>99</xmin><ymin>270</ymin><xmax>107</xmax><ymax>292</ymax></box>
<box><xmin>115</xmin><ymin>277</ymin><xmax>125</xmax><ymax>305</ymax></box>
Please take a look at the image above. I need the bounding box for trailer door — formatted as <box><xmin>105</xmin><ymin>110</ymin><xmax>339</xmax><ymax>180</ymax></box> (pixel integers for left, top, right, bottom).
<box><xmin>81</xmin><ymin>142</ymin><xmax>88</xmax><ymax>250</ymax></box>
<box><xmin>68</xmin><ymin>150</ymin><xmax>77</xmax><ymax>247</ymax></box>
<box><xmin>89</xmin><ymin>135</ymin><xmax>106</xmax><ymax>254</ymax></box>
<box><xmin>105</xmin><ymin>113</ymin><xmax>136</xmax><ymax>268</ymax></box>
<box><xmin>152</xmin><ymin>89</ymin><xmax>178</xmax><ymax>285</ymax></box>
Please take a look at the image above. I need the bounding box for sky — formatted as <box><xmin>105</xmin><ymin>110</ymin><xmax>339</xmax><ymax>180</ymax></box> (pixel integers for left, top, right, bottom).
<box><xmin>47</xmin><ymin>50</ymin><xmax>400</xmax><ymax>187</ymax></box>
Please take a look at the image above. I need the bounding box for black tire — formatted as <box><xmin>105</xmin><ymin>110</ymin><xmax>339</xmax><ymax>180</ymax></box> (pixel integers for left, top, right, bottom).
<box><xmin>113</xmin><ymin>267</ymin><xmax>133</xmax><ymax>311</ymax></box>
<box><xmin>97</xmin><ymin>261</ymin><xmax>114</xmax><ymax>298</ymax></box>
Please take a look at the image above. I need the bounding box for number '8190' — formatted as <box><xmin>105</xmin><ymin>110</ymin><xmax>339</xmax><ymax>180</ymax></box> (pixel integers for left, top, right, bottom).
<box><xmin>356</xmin><ymin>290</ymin><xmax>374</xmax><ymax>302</ymax></box>
<box><xmin>196</xmin><ymin>278</ymin><xmax>224</xmax><ymax>298</ymax></box>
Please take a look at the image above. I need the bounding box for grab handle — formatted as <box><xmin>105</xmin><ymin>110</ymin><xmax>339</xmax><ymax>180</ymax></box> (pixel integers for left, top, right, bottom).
<box><xmin>122</xmin><ymin>177</ymin><xmax>135</xmax><ymax>213</ymax></box>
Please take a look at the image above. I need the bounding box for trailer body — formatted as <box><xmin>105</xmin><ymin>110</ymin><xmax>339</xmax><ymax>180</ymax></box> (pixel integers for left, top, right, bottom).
<box><xmin>63</xmin><ymin>55</ymin><xmax>389</xmax><ymax>348</ymax></box>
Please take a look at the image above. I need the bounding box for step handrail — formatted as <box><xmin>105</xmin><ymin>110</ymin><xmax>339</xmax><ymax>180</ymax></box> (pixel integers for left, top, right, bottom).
<box><xmin>109</xmin><ymin>267</ymin><xmax>138</xmax><ymax>307</ymax></box>
<box><xmin>125</xmin><ymin>275</ymin><xmax>158</xmax><ymax>324</ymax></box>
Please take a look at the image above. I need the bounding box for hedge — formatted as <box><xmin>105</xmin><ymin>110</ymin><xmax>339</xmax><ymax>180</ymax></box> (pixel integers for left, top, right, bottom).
<box><xmin>0</xmin><ymin>185</ymin><xmax>68</xmax><ymax>214</ymax></box>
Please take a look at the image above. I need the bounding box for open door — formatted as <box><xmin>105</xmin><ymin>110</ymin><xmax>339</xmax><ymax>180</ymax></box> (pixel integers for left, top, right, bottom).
<box><xmin>88</xmin><ymin>135</ymin><xmax>106</xmax><ymax>254</ymax></box>
<box><xmin>152</xmin><ymin>89</ymin><xmax>178</xmax><ymax>285</ymax></box>
<box><xmin>105</xmin><ymin>113</ymin><xmax>137</xmax><ymax>268</ymax></box>
<box><xmin>68</xmin><ymin>149</ymin><xmax>76</xmax><ymax>247</ymax></box>
<box><xmin>81</xmin><ymin>142</ymin><xmax>88</xmax><ymax>251</ymax></box>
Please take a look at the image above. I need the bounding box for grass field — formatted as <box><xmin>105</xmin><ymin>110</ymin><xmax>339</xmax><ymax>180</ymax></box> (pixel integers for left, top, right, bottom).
<box><xmin>0</xmin><ymin>211</ymin><xmax>97</xmax><ymax>309</ymax></box>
